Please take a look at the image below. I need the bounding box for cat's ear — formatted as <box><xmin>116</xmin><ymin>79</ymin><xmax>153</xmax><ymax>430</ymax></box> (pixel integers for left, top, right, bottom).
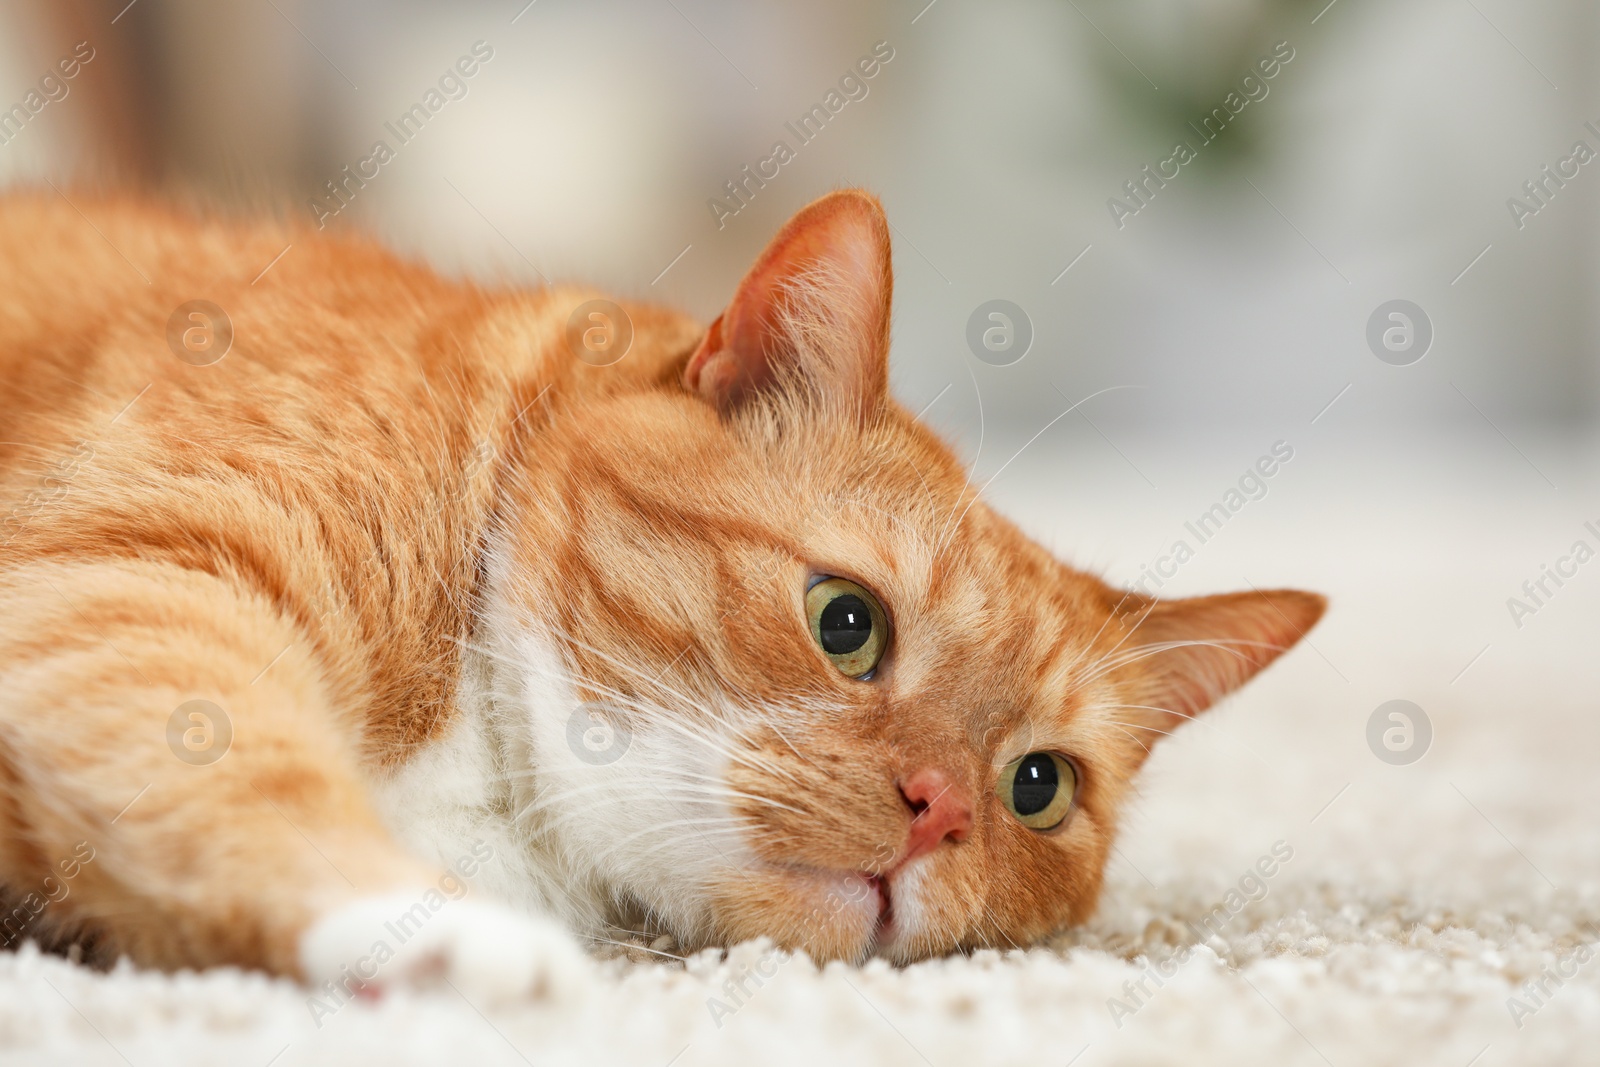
<box><xmin>684</xmin><ymin>189</ymin><xmax>891</xmax><ymax>421</ymax></box>
<box><xmin>1111</xmin><ymin>588</ymin><xmax>1326</xmax><ymax>733</ymax></box>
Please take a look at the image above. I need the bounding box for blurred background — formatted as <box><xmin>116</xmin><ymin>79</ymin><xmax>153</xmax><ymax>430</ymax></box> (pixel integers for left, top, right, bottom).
<box><xmin>4</xmin><ymin>0</ymin><xmax>1594</xmax><ymax>429</ymax></box>
<box><xmin>3</xmin><ymin>0</ymin><xmax>1598</xmax><ymax>919</ymax></box>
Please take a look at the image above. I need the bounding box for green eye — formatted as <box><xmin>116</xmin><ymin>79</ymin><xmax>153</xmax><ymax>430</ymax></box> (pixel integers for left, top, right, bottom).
<box><xmin>804</xmin><ymin>577</ymin><xmax>888</xmax><ymax>679</ymax></box>
<box><xmin>997</xmin><ymin>752</ymin><xmax>1076</xmax><ymax>831</ymax></box>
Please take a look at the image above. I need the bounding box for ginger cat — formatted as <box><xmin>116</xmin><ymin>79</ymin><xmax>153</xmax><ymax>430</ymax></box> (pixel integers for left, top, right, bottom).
<box><xmin>0</xmin><ymin>188</ymin><xmax>1323</xmax><ymax>1004</ymax></box>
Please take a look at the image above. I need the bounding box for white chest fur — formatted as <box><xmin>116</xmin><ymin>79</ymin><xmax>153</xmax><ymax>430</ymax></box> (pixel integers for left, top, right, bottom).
<box><xmin>372</xmin><ymin>648</ymin><xmax>537</xmax><ymax>908</ymax></box>
<box><xmin>371</xmin><ymin>542</ymin><xmax>738</xmax><ymax>948</ymax></box>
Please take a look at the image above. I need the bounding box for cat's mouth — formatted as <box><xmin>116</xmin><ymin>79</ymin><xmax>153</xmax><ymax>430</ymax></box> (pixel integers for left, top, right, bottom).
<box><xmin>865</xmin><ymin>872</ymin><xmax>894</xmax><ymax>946</ymax></box>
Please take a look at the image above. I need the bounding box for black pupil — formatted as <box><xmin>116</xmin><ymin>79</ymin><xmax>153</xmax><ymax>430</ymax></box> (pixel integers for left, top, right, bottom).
<box><xmin>1011</xmin><ymin>754</ymin><xmax>1059</xmax><ymax>816</ymax></box>
<box><xmin>819</xmin><ymin>593</ymin><xmax>872</xmax><ymax>655</ymax></box>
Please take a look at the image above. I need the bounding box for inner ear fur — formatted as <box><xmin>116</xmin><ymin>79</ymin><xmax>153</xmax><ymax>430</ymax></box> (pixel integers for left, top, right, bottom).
<box><xmin>683</xmin><ymin>189</ymin><xmax>892</xmax><ymax>423</ymax></box>
<box><xmin>1109</xmin><ymin>587</ymin><xmax>1327</xmax><ymax>729</ymax></box>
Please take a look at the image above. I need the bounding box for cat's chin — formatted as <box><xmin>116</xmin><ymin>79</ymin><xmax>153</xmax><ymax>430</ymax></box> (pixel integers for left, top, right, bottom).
<box><xmin>809</xmin><ymin>864</ymin><xmax>930</xmax><ymax>962</ymax></box>
<box><xmin>708</xmin><ymin>863</ymin><xmax>894</xmax><ymax>963</ymax></box>
<box><xmin>864</xmin><ymin>862</ymin><xmax>940</xmax><ymax>963</ymax></box>
<box><xmin>863</xmin><ymin>863</ymin><xmax>932</xmax><ymax>962</ymax></box>
<box><xmin>797</xmin><ymin>866</ymin><xmax>892</xmax><ymax>961</ymax></box>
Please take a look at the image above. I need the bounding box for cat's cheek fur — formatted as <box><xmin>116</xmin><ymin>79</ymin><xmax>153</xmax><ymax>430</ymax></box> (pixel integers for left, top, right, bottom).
<box><xmin>299</xmin><ymin>892</ymin><xmax>589</xmax><ymax>1005</ymax></box>
<box><xmin>479</xmin><ymin>541</ymin><xmax>739</xmax><ymax>943</ymax></box>
<box><xmin>505</xmin><ymin>639</ymin><xmax>742</xmax><ymax>941</ymax></box>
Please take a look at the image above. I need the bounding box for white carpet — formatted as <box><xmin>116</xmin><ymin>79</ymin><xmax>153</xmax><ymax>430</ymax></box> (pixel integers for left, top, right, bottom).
<box><xmin>3</xmin><ymin>423</ymin><xmax>1595</xmax><ymax>1066</ymax></box>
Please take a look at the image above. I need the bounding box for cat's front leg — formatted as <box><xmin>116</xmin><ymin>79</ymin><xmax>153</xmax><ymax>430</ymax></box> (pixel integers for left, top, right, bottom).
<box><xmin>0</xmin><ymin>559</ymin><xmax>590</xmax><ymax>1000</ymax></box>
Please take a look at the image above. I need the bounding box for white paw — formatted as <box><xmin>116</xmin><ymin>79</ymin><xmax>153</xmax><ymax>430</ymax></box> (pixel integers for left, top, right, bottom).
<box><xmin>300</xmin><ymin>891</ymin><xmax>590</xmax><ymax>1007</ymax></box>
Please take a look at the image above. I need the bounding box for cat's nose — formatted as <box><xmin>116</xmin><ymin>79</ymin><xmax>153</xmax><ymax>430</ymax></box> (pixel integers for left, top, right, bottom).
<box><xmin>897</xmin><ymin>768</ymin><xmax>974</xmax><ymax>864</ymax></box>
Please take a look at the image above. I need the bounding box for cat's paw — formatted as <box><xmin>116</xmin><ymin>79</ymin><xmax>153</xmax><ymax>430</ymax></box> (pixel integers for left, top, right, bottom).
<box><xmin>300</xmin><ymin>892</ymin><xmax>591</xmax><ymax>1007</ymax></box>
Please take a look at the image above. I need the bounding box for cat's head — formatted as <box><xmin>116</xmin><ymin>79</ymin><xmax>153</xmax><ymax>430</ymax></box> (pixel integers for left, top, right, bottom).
<box><xmin>492</xmin><ymin>190</ymin><xmax>1324</xmax><ymax>963</ymax></box>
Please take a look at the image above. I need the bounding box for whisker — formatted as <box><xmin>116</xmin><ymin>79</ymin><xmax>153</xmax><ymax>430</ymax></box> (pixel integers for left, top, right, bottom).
<box><xmin>480</xmin><ymin>642</ymin><xmax>803</xmax><ymax>788</ymax></box>
<box><xmin>1110</xmin><ymin>725</ymin><xmax>1154</xmax><ymax>755</ymax></box>
<box><xmin>498</xmin><ymin>625</ymin><xmax>812</xmax><ymax>787</ymax></box>
<box><xmin>585</xmin><ymin>934</ymin><xmax>687</xmax><ymax>961</ymax></box>
<box><xmin>1072</xmin><ymin>637</ymin><xmax>1275</xmax><ymax>690</ymax></box>
<box><xmin>1104</xmin><ymin>718</ymin><xmax>1178</xmax><ymax>738</ymax></box>
<box><xmin>517</xmin><ymin>777</ymin><xmax>805</xmax><ymax>827</ymax></box>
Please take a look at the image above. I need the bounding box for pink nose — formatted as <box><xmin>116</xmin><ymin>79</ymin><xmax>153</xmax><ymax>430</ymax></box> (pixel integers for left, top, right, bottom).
<box><xmin>897</xmin><ymin>768</ymin><xmax>974</xmax><ymax>865</ymax></box>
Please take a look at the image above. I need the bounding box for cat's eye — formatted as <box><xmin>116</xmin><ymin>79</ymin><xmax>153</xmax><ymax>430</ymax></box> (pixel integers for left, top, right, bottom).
<box><xmin>804</xmin><ymin>577</ymin><xmax>888</xmax><ymax>679</ymax></box>
<box><xmin>997</xmin><ymin>752</ymin><xmax>1077</xmax><ymax>831</ymax></box>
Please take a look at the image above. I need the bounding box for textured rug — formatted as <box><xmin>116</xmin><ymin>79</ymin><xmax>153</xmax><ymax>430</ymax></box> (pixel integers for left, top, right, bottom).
<box><xmin>2</xmin><ymin>425</ymin><xmax>1595</xmax><ymax>1066</ymax></box>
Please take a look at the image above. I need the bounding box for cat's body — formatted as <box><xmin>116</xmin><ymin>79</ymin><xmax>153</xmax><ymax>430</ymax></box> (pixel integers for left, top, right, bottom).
<box><xmin>0</xmin><ymin>188</ymin><xmax>1323</xmax><ymax>1002</ymax></box>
